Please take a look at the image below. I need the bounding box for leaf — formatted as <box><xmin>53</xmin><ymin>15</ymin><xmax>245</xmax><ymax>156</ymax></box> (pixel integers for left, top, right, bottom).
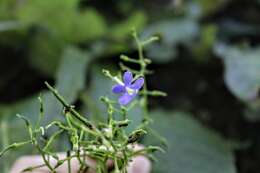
<box><xmin>141</xmin><ymin>18</ymin><xmax>199</xmax><ymax>63</ymax></box>
<box><xmin>56</xmin><ymin>47</ymin><xmax>90</xmax><ymax>103</ymax></box>
<box><xmin>0</xmin><ymin>0</ymin><xmax>17</xmax><ymax>19</ymax></box>
<box><xmin>0</xmin><ymin>21</ymin><xmax>20</xmax><ymax>32</ymax></box>
<box><xmin>28</xmin><ymin>32</ymin><xmax>64</xmax><ymax>76</ymax></box>
<box><xmin>214</xmin><ymin>44</ymin><xmax>260</xmax><ymax>101</ymax></box>
<box><xmin>244</xmin><ymin>100</ymin><xmax>260</xmax><ymax>121</ymax></box>
<box><xmin>73</xmin><ymin>9</ymin><xmax>107</xmax><ymax>42</ymax></box>
<box><xmin>196</xmin><ymin>0</ymin><xmax>229</xmax><ymax>15</ymax></box>
<box><xmin>43</xmin><ymin>46</ymin><xmax>90</xmax><ymax>123</ymax></box>
<box><xmin>17</xmin><ymin>0</ymin><xmax>106</xmax><ymax>42</ymax></box>
<box><xmin>217</xmin><ymin>20</ymin><xmax>260</xmax><ymax>38</ymax></box>
<box><xmin>17</xmin><ymin>0</ymin><xmax>78</xmax><ymax>26</ymax></box>
<box><xmin>90</xmin><ymin>10</ymin><xmax>148</xmax><ymax>56</ymax></box>
<box><xmin>0</xmin><ymin>97</ymin><xmax>40</xmax><ymax>123</ymax></box>
<box><xmin>144</xmin><ymin>110</ymin><xmax>236</xmax><ymax>173</ymax></box>
<box><xmin>192</xmin><ymin>24</ymin><xmax>218</xmax><ymax>62</ymax></box>
<box><xmin>109</xmin><ymin>11</ymin><xmax>147</xmax><ymax>40</ymax></box>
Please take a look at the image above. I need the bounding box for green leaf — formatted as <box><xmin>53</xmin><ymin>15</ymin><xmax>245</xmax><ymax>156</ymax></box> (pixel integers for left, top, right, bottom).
<box><xmin>43</xmin><ymin>46</ymin><xmax>90</xmax><ymax>122</ymax></box>
<box><xmin>0</xmin><ymin>21</ymin><xmax>20</xmax><ymax>32</ymax></box>
<box><xmin>17</xmin><ymin>0</ymin><xmax>78</xmax><ymax>26</ymax></box>
<box><xmin>28</xmin><ymin>32</ymin><xmax>64</xmax><ymax>76</ymax></box>
<box><xmin>142</xmin><ymin>18</ymin><xmax>199</xmax><ymax>63</ymax></box>
<box><xmin>244</xmin><ymin>100</ymin><xmax>260</xmax><ymax>121</ymax></box>
<box><xmin>214</xmin><ymin>44</ymin><xmax>260</xmax><ymax>101</ymax></box>
<box><xmin>144</xmin><ymin>110</ymin><xmax>236</xmax><ymax>173</ymax></box>
<box><xmin>196</xmin><ymin>0</ymin><xmax>229</xmax><ymax>15</ymax></box>
<box><xmin>0</xmin><ymin>0</ymin><xmax>17</xmax><ymax>19</ymax></box>
<box><xmin>192</xmin><ymin>24</ymin><xmax>218</xmax><ymax>62</ymax></box>
<box><xmin>109</xmin><ymin>11</ymin><xmax>147</xmax><ymax>40</ymax></box>
<box><xmin>0</xmin><ymin>97</ymin><xmax>40</xmax><ymax>123</ymax></box>
<box><xmin>73</xmin><ymin>9</ymin><xmax>107</xmax><ymax>42</ymax></box>
<box><xmin>17</xmin><ymin>0</ymin><xmax>106</xmax><ymax>43</ymax></box>
<box><xmin>56</xmin><ymin>46</ymin><xmax>90</xmax><ymax>103</ymax></box>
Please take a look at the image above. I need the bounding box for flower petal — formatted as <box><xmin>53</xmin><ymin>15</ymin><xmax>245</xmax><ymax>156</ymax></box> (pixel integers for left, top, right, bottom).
<box><xmin>130</xmin><ymin>78</ymin><xmax>144</xmax><ymax>90</ymax></box>
<box><xmin>123</xmin><ymin>71</ymin><xmax>133</xmax><ymax>85</ymax></box>
<box><xmin>112</xmin><ymin>84</ymin><xmax>125</xmax><ymax>94</ymax></box>
<box><xmin>118</xmin><ymin>92</ymin><xmax>136</xmax><ymax>105</ymax></box>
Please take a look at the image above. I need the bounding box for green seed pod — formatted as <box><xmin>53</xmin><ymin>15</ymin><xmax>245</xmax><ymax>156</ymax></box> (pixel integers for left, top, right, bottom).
<box><xmin>114</xmin><ymin>119</ymin><xmax>131</xmax><ymax>127</ymax></box>
<box><xmin>127</xmin><ymin>129</ymin><xmax>147</xmax><ymax>143</ymax></box>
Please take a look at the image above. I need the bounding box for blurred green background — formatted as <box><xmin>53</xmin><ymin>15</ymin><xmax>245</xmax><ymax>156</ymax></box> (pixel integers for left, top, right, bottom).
<box><xmin>1</xmin><ymin>0</ymin><xmax>260</xmax><ymax>172</ymax></box>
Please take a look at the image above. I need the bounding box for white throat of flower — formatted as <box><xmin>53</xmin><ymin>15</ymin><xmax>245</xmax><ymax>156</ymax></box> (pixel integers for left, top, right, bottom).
<box><xmin>126</xmin><ymin>87</ymin><xmax>136</xmax><ymax>95</ymax></box>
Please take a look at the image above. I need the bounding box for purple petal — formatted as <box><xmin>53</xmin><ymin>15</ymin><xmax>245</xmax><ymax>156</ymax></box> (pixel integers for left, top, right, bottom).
<box><xmin>130</xmin><ymin>78</ymin><xmax>144</xmax><ymax>90</ymax></box>
<box><xmin>118</xmin><ymin>92</ymin><xmax>136</xmax><ymax>105</ymax></box>
<box><xmin>112</xmin><ymin>84</ymin><xmax>125</xmax><ymax>94</ymax></box>
<box><xmin>123</xmin><ymin>71</ymin><xmax>133</xmax><ymax>85</ymax></box>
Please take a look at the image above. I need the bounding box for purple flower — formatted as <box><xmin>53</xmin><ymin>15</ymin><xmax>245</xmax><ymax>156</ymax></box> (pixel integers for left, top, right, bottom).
<box><xmin>112</xmin><ymin>71</ymin><xmax>144</xmax><ymax>105</ymax></box>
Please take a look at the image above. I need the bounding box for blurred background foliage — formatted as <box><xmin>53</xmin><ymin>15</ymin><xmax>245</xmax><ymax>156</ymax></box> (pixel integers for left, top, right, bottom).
<box><xmin>1</xmin><ymin>0</ymin><xmax>260</xmax><ymax>172</ymax></box>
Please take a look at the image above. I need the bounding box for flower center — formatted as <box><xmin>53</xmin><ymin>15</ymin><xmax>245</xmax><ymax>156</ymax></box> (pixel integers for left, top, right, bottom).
<box><xmin>126</xmin><ymin>87</ymin><xmax>136</xmax><ymax>95</ymax></box>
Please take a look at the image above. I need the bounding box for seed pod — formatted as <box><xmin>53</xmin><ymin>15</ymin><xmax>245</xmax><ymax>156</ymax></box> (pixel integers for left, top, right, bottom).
<box><xmin>127</xmin><ymin>129</ymin><xmax>147</xmax><ymax>143</ymax></box>
<box><xmin>114</xmin><ymin>119</ymin><xmax>131</xmax><ymax>127</ymax></box>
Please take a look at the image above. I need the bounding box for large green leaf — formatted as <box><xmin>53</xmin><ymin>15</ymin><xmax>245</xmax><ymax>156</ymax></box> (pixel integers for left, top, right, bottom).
<box><xmin>72</xmin><ymin>9</ymin><xmax>107</xmax><ymax>42</ymax></box>
<box><xmin>109</xmin><ymin>11</ymin><xmax>147</xmax><ymax>40</ymax></box>
<box><xmin>17</xmin><ymin>0</ymin><xmax>106</xmax><ymax>43</ymax></box>
<box><xmin>144</xmin><ymin>110</ymin><xmax>236</xmax><ymax>173</ymax></box>
<box><xmin>17</xmin><ymin>0</ymin><xmax>78</xmax><ymax>28</ymax></box>
<box><xmin>141</xmin><ymin>19</ymin><xmax>199</xmax><ymax>63</ymax></box>
<box><xmin>192</xmin><ymin>24</ymin><xmax>218</xmax><ymax>62</ymax></box>
<box><xmin>214</xmin><ymin>44</ymin><xmax>260</xmax><ymax>102</ymax></box>
<box><xmin>0</xmin><ymin>0</ymin><xmax>17</xmax><ymax>19</ymax></box>
<box><xmin>28</xmin><ymin>32</ymin><xmax>64</xmax><ymax>76</ymax></box>
<box><xmin>93</xmin><ymin>11</ymin><xmax>148</xmax><ymax>56</ymax></box>
<box><xmin>56</xmin><ymin>47</ymin><xmax>90</xmax><ymax>102</ymax></box>
<box><xmin>43</xmin><ymin>46</ymin><xmax>90</xmax><ymax>122</ymax></box>
<box><xmin>196</xmin><ymin>0</ymin><xmax>229</xmax><ymax>15</ymax></box>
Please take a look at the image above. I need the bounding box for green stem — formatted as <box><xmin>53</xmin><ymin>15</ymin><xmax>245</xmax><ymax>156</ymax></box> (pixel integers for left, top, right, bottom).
<box><xmin>0</xmin><ymin>140</ymin><xmax>31</xmax><ymax>157</ymax></box>
<box><xmin>45</xmin><ymin>82</ymin><xmax>104</xmax><ymax>137</ymax></box>
<box><xmin>22</xmin><ymin>154</ymin><xmax>83</xmax><ymax>172</ymax></box>
<box><xmin>35</xmin><ymin>95</ymin><xmax>44</xmax><ymax>129</ymax></box>
<box><xmin>43</xmin><ymin>129</ymin><xmax>64</xmax><ymax>151</ymax></box>
<box><xmin>45</xmin><ymin>82</ymin><xmax>112</xmax><ymax>149</ymax></box>
<box><xmin>133</xmin><ymin>31</ymin><xmax>150</xmax><ymax>123</ymax></box>
<box><xmin>45</xmin><ymin>82</ymin><xmax>94</xmax><ymax>130</ymax></box>
<box><xmin>36</xmin><ymin>145</ymin><xmax>57</xmax><ymax>173</ymax></box>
